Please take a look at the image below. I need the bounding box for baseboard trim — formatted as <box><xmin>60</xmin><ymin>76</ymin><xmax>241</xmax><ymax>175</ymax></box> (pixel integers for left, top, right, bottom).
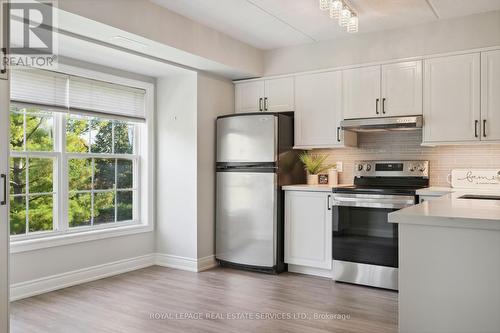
<box><xmin>197</xmin><ymin>255</ymin><xmax>218</xmax><ymax>272</ymax></box>
<box><xmin>155</xmin><ymin>253</ymin><xmax>198</xmax><ymax>272</ymax></box>
<box><xmin>10</xmin><ymin>254</ymin><xmax>156</xmax><ymax>301</ymax></box>
<box><xmin>10</xmin><ymin>253</ymin><xmax>220</xmax><ymax>301</ymax></box>
<box><xmin>288</xmin><ymin>264</ymin><xmax>333</xmax><ymax>278</ymax></box>
<box><xmin>154</xmin><ymin>254</ymin><xmax>218</xmax><ymax>272</ymax></box>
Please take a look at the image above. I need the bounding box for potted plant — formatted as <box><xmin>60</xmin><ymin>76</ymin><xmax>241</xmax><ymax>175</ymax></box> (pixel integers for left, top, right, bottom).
<box><xmin>298</xmin><ymin>152</ymin><xmax>334</xmax><ymax>185</ymax></box>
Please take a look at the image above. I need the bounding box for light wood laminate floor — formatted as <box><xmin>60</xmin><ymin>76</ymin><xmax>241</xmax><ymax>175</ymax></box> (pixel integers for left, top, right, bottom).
<box><xmin>11</xmin><ymin>266</ymin><xmax>397</xmax><ymax>333</ymax></box>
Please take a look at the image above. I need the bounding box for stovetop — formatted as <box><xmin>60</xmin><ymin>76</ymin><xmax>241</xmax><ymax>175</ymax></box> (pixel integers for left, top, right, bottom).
<box><xmin>332</xmin><ymin>185</ymin><xmax>427</xmax><ymax>196</ymax></box>
<box><xmin>333</xmin><ymin>160</ymin><xmax>431</xmax><ymax>196</ymax></box>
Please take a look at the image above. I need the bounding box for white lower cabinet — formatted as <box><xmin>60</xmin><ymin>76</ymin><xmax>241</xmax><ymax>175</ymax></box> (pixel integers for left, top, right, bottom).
<box><xmin>284</xmin><ymin>190</ymin><xmax>332</xmax><ymax>270</ymax></box>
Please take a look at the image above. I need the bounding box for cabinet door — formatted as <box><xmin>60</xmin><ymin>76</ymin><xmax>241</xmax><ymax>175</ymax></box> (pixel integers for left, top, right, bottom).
<box><xmin>481</xmin><ymin>50</ymin><xmax>500</xmax><ymax>142</ymax></box>
<box><xmin>235</xmin><ymin>81</ymin><xmax>265</xmax><ymax>113</ymax></box>
<box><xmin>285</xmin><ymin>191</ymin><xmax>332</xmax><ymax>269</ymax></box>
<box><xmin>264</xmin><ymin>77</ymin><xmax>294</xmax><ymax>112</ymax></box>
<box><xmin>342</xmin><ymin>65</ymin><xmax>381</xmax><ymax>119</ymax></box>
<box><xmin>423</xmin><ymin>53</ymin><xmax>480</xmax><ymax>143</ymax></box>
<box><xmin>0</xmin><ymin>78</ymin><xmax>9</xmax><ymax>333</ymax></box>
<box><xmin>295</xmin><ymin>71</ymin><xmax>342</xmax><ymax>147</ymax></box>
<box><xmin>0</xmin><ymin>3</ymin><xmax>8</xmax><ymax>331</ymax></box>
<box><xmin>381</xmin><ymin>61</ymin><xmax>422</xmax><ymax>117</ymax></box>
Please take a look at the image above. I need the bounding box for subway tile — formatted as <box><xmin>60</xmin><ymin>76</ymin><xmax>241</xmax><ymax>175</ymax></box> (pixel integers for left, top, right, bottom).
<box><xmin>315</xmin><ymin>132</ymin><xmax>500</xmax><ymax>185</ymax></box>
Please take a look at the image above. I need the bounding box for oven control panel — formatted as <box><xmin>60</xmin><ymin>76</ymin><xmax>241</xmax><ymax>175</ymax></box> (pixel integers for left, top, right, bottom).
<box><xmin>354</xmin><ymin>160</ymin><xmax>429</xmax><ymax>178</ymax></box>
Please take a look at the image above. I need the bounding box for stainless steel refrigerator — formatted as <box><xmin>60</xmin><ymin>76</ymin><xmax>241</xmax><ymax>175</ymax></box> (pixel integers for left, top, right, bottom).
<box><xmin>215</xmin><ymin>113</ymin><xmax>304</xmax><ymax>273</ymax></box>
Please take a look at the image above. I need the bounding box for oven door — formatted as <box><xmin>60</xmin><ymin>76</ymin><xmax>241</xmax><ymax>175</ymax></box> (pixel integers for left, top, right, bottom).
<box><xmin>332</xmin><ymin>193</ymin><xmax>415</xmax><ymax>268</ymax></box>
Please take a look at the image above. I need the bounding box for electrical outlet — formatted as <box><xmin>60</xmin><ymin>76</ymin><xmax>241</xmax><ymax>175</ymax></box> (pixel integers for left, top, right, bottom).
<box><xmin>336</xmin><ymin>162</ymin><xmax>343</xmax><ymax>172</ymax></box>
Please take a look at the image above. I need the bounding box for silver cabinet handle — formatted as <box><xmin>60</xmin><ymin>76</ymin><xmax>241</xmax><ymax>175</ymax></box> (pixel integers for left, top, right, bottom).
<box><xmin>382</xmin><ymin>98</ymin><xmax>386</xmax><ymax>114</ymax></box>
<box><xmin>264</xmin><ymin>97</ymin><xmax>268</xmax><ymax>111</ymax></box>
<box><xmin>259</xmin><ymin>98</ymin><xmax>263</xmax><ymax>111</ymax></box>
<box><xmin>336</xmin><ymin>127</ymin><xmax>341</xmax><ymax>142</ymax></box>
<box><xmin>376</xmin><ymin>98</ymin><xmax>380</xmax><ymax>115</ymax></box>
<box><xmin>1</xmin><ymin>174</ymin><xmax>6</xmax><ymax>206</ymax></box>
<box><xmin>475</xmin><ymin>120</ymin><xmax>479</xmax><ymax>138</ymax></box>
<box><xmin>483</xmin><ymin>119</ymin><xmax>487</xmax><ymax>137</ymax></box>
<box><xmin>327</xmin><ymin>194</ymin><xmax>331</xmax><ymax>211</ymax></box>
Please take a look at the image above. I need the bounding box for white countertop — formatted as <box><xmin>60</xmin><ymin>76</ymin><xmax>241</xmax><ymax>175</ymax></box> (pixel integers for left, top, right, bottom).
<box><xmin>417</xmin><ymin>186</ymin><xmax>500</xmax><ymax>196</ymax></box>
<box><xmin>282</xmin><ymin>184</ymin><xmax>352</xmax><ymax>192</ymax></box>
<box><xmin>416</xmin><ymin>186</ymin><xmax>455</xmax><ymax>196</ymax></box>
<box><xmin>390</xmin><ymin>189</ymin><xmax>500</xmax><ymax>230</ymax></box>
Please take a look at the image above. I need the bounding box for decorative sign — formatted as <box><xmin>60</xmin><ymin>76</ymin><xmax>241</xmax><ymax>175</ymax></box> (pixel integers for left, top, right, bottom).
<box><xmin>318</xmin><ymin>174</ymin><xmax>329</xmax><ymax>185</ymax></box>
<box><xmin>450</xmin><ymin>169</ymin><xmax>500</xmax><ymax>189</ymax></box>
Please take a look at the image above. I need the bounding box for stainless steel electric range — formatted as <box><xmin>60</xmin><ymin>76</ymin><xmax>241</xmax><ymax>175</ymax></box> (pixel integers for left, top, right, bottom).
<box><xmin>332</xmin><ymin>160</ymin><xmax>429</xmax><ymax>290</ymax></box>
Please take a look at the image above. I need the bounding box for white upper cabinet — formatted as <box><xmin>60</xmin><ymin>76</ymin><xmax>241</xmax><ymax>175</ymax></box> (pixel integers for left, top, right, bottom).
<box><xmin>342</xmin><ymin>65</ymin><xmax>381</xmax><ymax>119</ymax></box>
<box><xmin>235</xmin><ymin>81</ymin><xmax>265</xmax><ymax>113</ymax></box>
<box><xmin>285</xmin><ymin>191</ymin><xmax>332</xmax><ymax>270</ymax></box>
<box><xmin>423</xmin><ymin>53</ymin><xmax>481</xmax><ymax>143</ymax></box>
<box><xmin>294</xmin><ymin>71</ymin><xmax>356</xmax><ymax>148</ymax></box>
<box><xmin>481</xmin><ymin>50</ymin><xmax>500</xmax><ymax>142</ymax></box>
<box><xmin>381</xmin><ymin>61</ymin><xmax>422</xmax><ymax>117</ymax></box>
<box><xmin>343</xmin><ymin>61</ymin><xmax>423</xmax><ymax>120</ymax></box>
<box><xmin>235</xmin><ymin>77</ymin><xmax>294</xmax><ymax>113</ymax></box>
<box><xmin>264</xmin><ymin>77</ymin><xmax>295</xmax><ymax>112</ymax></box>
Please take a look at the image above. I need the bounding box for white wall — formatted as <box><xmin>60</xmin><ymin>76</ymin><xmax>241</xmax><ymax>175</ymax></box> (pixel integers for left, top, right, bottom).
<box><xmin>155</xmin><ymin>73</ymin><xmax>199</xmax><ymax>259</ymax></box>
<box><xmin>196</xmin><ymin>73</ymin><xmax>234</xmax><ymax>259</ymax></box>
<box><xmin>11</xmin><ymin>233</ymin><xmax>154</xmax><ymax>283</ymax></box>
<box><xmin>155</xmin><ymin>72</ymin><xmax>234</xmax><ymax>261</ymax></box>
<box><xmin>264</xmin><ymin>10</ymin><xmax>500</xmax><ymax>76</ymax></box>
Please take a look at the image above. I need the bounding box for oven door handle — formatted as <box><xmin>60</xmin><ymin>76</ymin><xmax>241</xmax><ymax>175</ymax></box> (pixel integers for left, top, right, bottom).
<box><xmin>332</xmin><ymin>197</ymin><xmax>414</xmax><ymax>209</ymax></box>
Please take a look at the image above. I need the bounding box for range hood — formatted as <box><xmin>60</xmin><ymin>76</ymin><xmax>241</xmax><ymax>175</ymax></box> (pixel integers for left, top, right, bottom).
<box><xmin>341</xmin><ymin>116</ymin><xmax>423</xmax><ymax>132</ymax></box>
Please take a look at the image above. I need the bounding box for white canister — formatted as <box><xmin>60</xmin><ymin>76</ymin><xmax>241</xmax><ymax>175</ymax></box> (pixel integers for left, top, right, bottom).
<box><xmin>307</xmin><ymin>174</ymin><xmax>318</xmax><ymax>185</ymax></box>
<box><xmin>328</xmin><ymin>169</ymin><xmax>338</xmax><ymax>186</ymax></box>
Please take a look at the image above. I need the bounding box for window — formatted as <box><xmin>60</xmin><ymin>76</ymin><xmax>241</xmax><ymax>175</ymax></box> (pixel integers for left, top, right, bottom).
<box><xmin>9</xmin><ymin>107</ymin><xmax>56</xmax><ymax>235</ymax></box>
<box><xmin>9</xmin><ymin>66</ymin><xmax>152</xmax><ymax>243</ymax></box>
<box><xmin>66</xmin><ymin>115</ymin><xmax>137</xmax><ymax>228</ymax></box>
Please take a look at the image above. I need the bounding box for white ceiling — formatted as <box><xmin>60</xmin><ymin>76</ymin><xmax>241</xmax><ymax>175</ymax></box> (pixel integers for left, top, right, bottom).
<box><xmin>151</xmin><ymin>0</ymin><xmax>500</xmax><ymax>50</ymax></box>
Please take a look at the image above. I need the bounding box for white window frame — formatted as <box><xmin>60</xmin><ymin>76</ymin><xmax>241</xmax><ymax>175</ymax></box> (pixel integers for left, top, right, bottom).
<box><xmin>9</xmin><ymin>108</ymin><xmax>60</xmax><ymax>238</ymax></box>
<box><xmin>10</xmin><ymin>64</ymin><xmax>155</xmax><ymax>254</ymax></box>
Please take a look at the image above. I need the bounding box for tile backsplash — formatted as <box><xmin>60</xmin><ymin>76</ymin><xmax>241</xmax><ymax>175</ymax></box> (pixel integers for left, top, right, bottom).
<box><xmin>316</xmin><ymin>131</ymin><xmax>500</xmax><ymax>186</ymax></box>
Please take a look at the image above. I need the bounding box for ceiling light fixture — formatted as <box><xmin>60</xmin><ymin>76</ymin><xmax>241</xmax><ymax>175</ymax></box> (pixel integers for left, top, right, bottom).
<box><xmin>347</xmin><ymin>15</ymin><xmax>359</xmax><ymax>33</ymax></box>
<box><xmin>319</xmin><ymin>0</ymin><xmax>358</xmax><ymax>33</ymax></box>
<box><xmin>319</xmin><ymin>0</ymin><xmax>329</xmax><ymax>11</ymax></box>
<box><xmin>329</xmin><ymin>0</ymin><xmax>343</xmax><ymax>19</ymax></box>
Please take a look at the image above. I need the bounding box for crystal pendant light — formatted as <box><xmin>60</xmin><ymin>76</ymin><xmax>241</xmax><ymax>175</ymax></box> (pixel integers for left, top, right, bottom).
<box><xmin>339</xmin><ymin>7</ymin><xmax>352</xmax><ymax>27</ymax></box>
<box><xmin>329</xmin><ymin>0</ymin><xmax>343</xmax><ymax>19</ymax></box>
<box><xmin>319</xmin><ymin>0</ymin><xmax>329</xmax><ymax>11</ymax></box>
<box><xmin>347</xmin><ymin>15</ymin><xmax>359</xmax><ymax>33</ymax></box>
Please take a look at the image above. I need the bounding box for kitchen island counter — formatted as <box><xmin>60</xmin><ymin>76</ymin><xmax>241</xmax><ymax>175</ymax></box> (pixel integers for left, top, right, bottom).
<box><xmin>389</xmin><ymin>188</ymin><xmax>500</xmax><ymax>333</ymax></box>
<box><xmin>389</xmin><ymin>189</ymin><xmax>500</xmax><ymax>230</ymax></box>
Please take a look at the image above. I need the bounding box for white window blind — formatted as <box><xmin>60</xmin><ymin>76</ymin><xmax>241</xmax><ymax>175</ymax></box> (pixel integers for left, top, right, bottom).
<box><xmin>10</xmin><ymin>68</ymin><xmax>147</xmax><ymax>121</ymax></box>
<box><xmin>69</xmin><ymin>76</ymin><xmax>146</xmax><ymax>120</ymax></box>
<box><xmin>11</xmin><ymin>68</ymin><xmax>68</xmax><ymax>109</ymax></box>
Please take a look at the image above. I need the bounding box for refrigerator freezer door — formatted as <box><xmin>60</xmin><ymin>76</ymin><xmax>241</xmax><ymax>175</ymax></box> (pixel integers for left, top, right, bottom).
<box><xmin>216</xmin><ymin>171</ymin><xmax>277</xmax><ymax>267</ymax></box>
<box><xmin>217</xmin><ymin>115</ymin><xmax>277</xmax><ymax>163</ymax></box>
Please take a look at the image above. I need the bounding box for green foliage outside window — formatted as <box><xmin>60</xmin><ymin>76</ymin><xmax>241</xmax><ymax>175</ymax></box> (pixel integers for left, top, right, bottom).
<box><xmin>9</xmin><ymin>107</ymin><xmax>136</xmax><ymax>236</ymax></box>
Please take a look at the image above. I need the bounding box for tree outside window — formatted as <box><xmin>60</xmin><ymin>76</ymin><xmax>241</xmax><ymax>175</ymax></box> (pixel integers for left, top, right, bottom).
<box><xmin>9</xmin><ymin>107</ymin><xmax>137</xmax><ymax>237</ymax></box>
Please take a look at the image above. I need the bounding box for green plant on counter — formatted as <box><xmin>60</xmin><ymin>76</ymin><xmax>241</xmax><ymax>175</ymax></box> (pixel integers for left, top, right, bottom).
<box><xmin>298</xmin><ymin>152</ymin><xmax>335</xmax><ymax>175</ymax></box>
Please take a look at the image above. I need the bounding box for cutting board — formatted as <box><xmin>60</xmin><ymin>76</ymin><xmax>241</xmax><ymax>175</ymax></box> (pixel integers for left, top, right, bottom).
<box><xmin>449</xmin><ymin>169</ymin><xmax>500</xmax><ymax>189</ymax></box>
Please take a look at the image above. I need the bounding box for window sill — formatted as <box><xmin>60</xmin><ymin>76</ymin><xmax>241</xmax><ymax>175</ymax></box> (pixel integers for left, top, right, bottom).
<box><xmin>10</xmin><ymin>223</ymin><xmax>154</xmax><ymax>254</ymax></box>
